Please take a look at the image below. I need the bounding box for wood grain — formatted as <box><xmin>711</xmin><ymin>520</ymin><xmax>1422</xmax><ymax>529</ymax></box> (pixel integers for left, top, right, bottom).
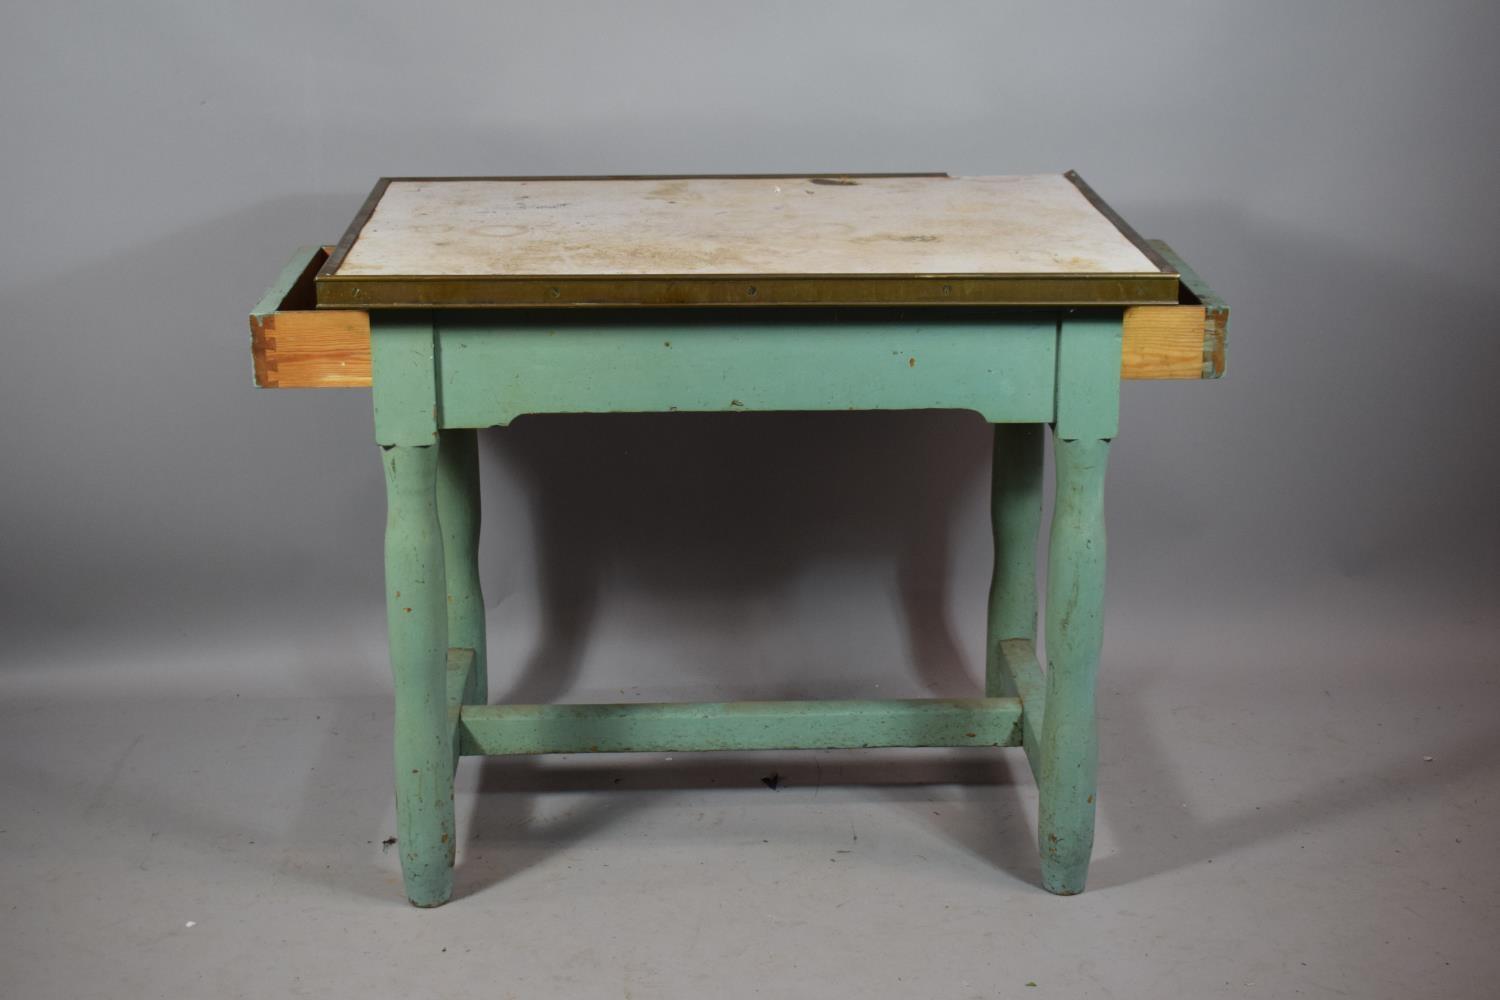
<box><xmin>1120</xmin><ymin>304</ymin><xmax>1209</xmax><ymax>379</ymax></box>
<box><xmin>251</xmin><ymin>309</ymin><xmax>371</xmax><ymax>388</ymax></box>
<box><xmin>249</xmin><ymin>247</ymin><xmax>370</xmax><ymax>388</ymax></box>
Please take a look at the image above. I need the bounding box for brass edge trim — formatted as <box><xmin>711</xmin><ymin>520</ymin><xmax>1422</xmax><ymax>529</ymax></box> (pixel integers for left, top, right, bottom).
<box><xmin>318</xmin><ymin>178</ymin><xmax>391</xmax><ymax>284</ymax></box>
<box><xmin>1064</xmin><ymin>171</ymin><xmax>1177</xmax><ymax>276</ymax></box>
<box><xmin>320</xmin><ymin>270</ymin><xmax>1174</xmax><ymax>283</ymax></box>
<box><xmin>374</xmin><ymin>172</ymin><xmax>950</xmax><ymax>183</ymax></box>
<box><xmin>315</xmin><ymin>273</ymin><xmax>1178</xmax><ymax>309</ymax></box>
<box><xmin>1145</xmin><ymin>238</ymin><xmax>1229</xmax><ymax>379</ymax></box>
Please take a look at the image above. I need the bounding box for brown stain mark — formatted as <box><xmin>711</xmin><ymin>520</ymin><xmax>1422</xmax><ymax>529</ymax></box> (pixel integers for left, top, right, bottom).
<box><xmin>644</xmin><ymin>180</ymin><xmax>703</xmax><ymax>202</ymax></box>
<box><xmin>908</xmin><ymin>357</ymin><xmax>917</xmax><ymax>368</ymax></box>
<box><xmin>809</xmin><ymin>176</ymin><xmax>859</xmax><ymax>186</ymax></box>
<box><xmin>849</xmin><ymin>232</ymin><xmax>942</xmax><ymax>245</ymax></box>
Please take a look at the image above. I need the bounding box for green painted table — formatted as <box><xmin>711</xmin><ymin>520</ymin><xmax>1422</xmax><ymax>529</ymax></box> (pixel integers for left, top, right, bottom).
<box><xmin>251</xmin><ymin>173</ymin><xmax>1227</xmax><ymax>906</ymax></box>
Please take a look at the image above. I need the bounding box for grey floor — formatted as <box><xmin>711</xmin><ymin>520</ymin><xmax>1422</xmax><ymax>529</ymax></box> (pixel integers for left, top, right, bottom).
<box><xmin>4</xmin><ymin>574</ymin><xmax>1497</xmax><ymax>1000</ymax></box>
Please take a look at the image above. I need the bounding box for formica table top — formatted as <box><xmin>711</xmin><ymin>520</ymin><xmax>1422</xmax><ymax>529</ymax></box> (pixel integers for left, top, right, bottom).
<box><xmin>315</xmin><ymin>172</ymin><xmax>1178</xmax><ymax>308</ymax></box>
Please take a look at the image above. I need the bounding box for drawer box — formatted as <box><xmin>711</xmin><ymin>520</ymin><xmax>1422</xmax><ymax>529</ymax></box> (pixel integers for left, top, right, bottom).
<box><xmin>1118</xmin><ymin>239</ymin><xmax>1228</xmax><ymax>379</ymax></box>
<box><xmin>249</xmin><ymin>246</ymin><xmax>370</xmax><ymax>388</ymax></box>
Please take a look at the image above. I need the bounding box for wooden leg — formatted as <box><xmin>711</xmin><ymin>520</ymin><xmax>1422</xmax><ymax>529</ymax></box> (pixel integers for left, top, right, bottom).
<box><xmin>382</xmin><ymin>443</ymin><xmax>454</xmax><ymax>907</ymax></box>
<box><xmin>437</xmin><ymin>428</ymin><xmax>487</xmax><ymax>704</ymax></box>
<box><xmin>985</xmin><ymin>423</ymin><xmax>1044</xmax><ymax>695</ymax></box>
<box><xmin>1037</xmin><ymin>433</ymin><xmax>1110</xmax><ymax>895</ymax></box>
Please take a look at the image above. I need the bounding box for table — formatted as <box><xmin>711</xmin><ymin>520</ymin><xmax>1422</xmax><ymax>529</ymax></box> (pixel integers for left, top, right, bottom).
<box><xmin>250</xmin><ymin>172</ymin><xmax>1228</xmax><ymax>906</ymax></box>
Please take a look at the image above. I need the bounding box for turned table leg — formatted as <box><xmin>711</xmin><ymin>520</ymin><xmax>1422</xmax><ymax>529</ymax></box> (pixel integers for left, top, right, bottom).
<box><xmin>1037</xmin><ymin>433</ymin><xmax>1110</xmax><ymax>894</ymax></box>
<box><xmin>370</xmin><ymin>312</ymin><xmax>465</xmax><ymax>906</ymax></box>
<box><xmin>382</xmin><ymin>443</ymin><xmax>455</xmax><ymax>907</ymax></box>
<box><xmin>986</xmin><ymin>423</ymin><xmax>1044</xmax><ymax>696</ymax></box>
<box><xmin>437</xmin><ymin>428</ymin><xmax>486</xmax><ymax>704</ymax></box>
<box><xmin>1029</xmin><ymin>312</ymin><xmax>1121</xmax><ymax>895</ymax></box>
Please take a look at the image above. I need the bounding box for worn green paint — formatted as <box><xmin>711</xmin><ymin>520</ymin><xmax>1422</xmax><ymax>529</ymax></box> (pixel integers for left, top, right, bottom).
<box><xmin>249</xmin><ymin>246</ymin><xmax>322</xmax><ymax>388</ymax></box>
<box><xmin>992</xmin><ymin>638</ymin><xmax>1047</xmax><ymax>776</ymax></box>
<box><xmin>1054</xmin><ymin>313</ymin><xmax>1123</xmax><ymax>440</ymax></box>
<box><xmin>250</xmin><ymin>245</ymin><xmax>320</xmax><ymax>322</ymax></box>
<box><xmin>1034</xmin><ymin>313</ymin><xmax>1121</xmax><ymax>895</ymax></box>
<box><xmin>1037</xmin><ymin>434</ymin><xmax>1111</xmax><ymax>895</ymax></box>
<box><xmin>372</xmin><ymin>312</ymin><xmax>440</xmax><ymax>446</ymax></box>
<box><xmin>436</xmin><ymin>313</ymin><xmax>1057</xmax><ymax>427</ymax></box>
<box><xmin>446</xmin><ymin>646</ymin><xmax>479</xmax><ymax>773</ymax></box>
<box><xmin>986</xmin><ymin>422</ymin><xmax>1043</xmax><ymax>697</ymax></box>
<box><xmin>382</xmin><ymin>443</ymin><xmax>453</xmax><ymax>907</ymax></box>
<box><xmin>437</xmin><ymin>429</ymin><xmax>486</xmax><ymax>705</ymax></box>
<box><xmin>367</xmin><ymin>301</ymin><xmax>1128</xmax><ymax>902</ymax></box>
<box><xmin>984</xmin><ymin>421</ymin><xmax>1049</xmax><ymax>774</ymax></box>
<box><xmin>459</xmin><ymin>697</ymin><xmax>1023</xmax><ymax>756</ymax></box>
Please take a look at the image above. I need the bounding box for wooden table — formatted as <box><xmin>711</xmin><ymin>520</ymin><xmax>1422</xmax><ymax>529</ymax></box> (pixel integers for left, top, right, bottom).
<box><xmin>250</xmin><ymin>172</ymin><xmax>1227</xmax><ymax>906</ymax></box>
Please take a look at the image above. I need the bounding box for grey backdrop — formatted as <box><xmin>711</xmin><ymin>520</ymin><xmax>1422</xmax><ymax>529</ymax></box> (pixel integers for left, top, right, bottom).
<box><xmin>2</xmin><ymin>2</ymin><xmax>1496</xmax><ymax>704</ymax></box>
<box><xmin>6</xmin><ymin>3</ymin><xmax>1500</xmax><ymax>996</ymax></box>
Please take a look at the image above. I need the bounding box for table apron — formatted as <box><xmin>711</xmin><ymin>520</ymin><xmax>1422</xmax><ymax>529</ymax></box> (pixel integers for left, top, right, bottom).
<box><xmin>372</xmin><ymin>311</ymin><xmax>1124</xmax><ymax>441</ymax></box>
<box><xmin>372</xmin><ymin>315</ymin><xmax>1061</xmax><ymax>438</ymax></box>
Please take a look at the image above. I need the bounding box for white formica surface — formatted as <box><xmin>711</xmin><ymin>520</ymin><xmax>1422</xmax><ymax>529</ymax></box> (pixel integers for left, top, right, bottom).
<box><xmin>336</xmin><ymin>174</ymin><xmax>1161</xmax><ymax>278</ymax></box>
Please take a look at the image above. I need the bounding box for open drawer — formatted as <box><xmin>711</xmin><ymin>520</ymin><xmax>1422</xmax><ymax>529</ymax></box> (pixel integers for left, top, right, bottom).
<box><xmin>249</xmin><ymin>241</ymin><xmax>1225</xmax><ymax>388</ymax></box>
<box><xmin>249</xmin><ymin>246</ymin><xmax>371</xmax><ymax>388</ymax></box>
<box><xmin>1122</xmin><ymin>239</ymin><xmax>1228</xmax><ymax>379</ymax></box>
